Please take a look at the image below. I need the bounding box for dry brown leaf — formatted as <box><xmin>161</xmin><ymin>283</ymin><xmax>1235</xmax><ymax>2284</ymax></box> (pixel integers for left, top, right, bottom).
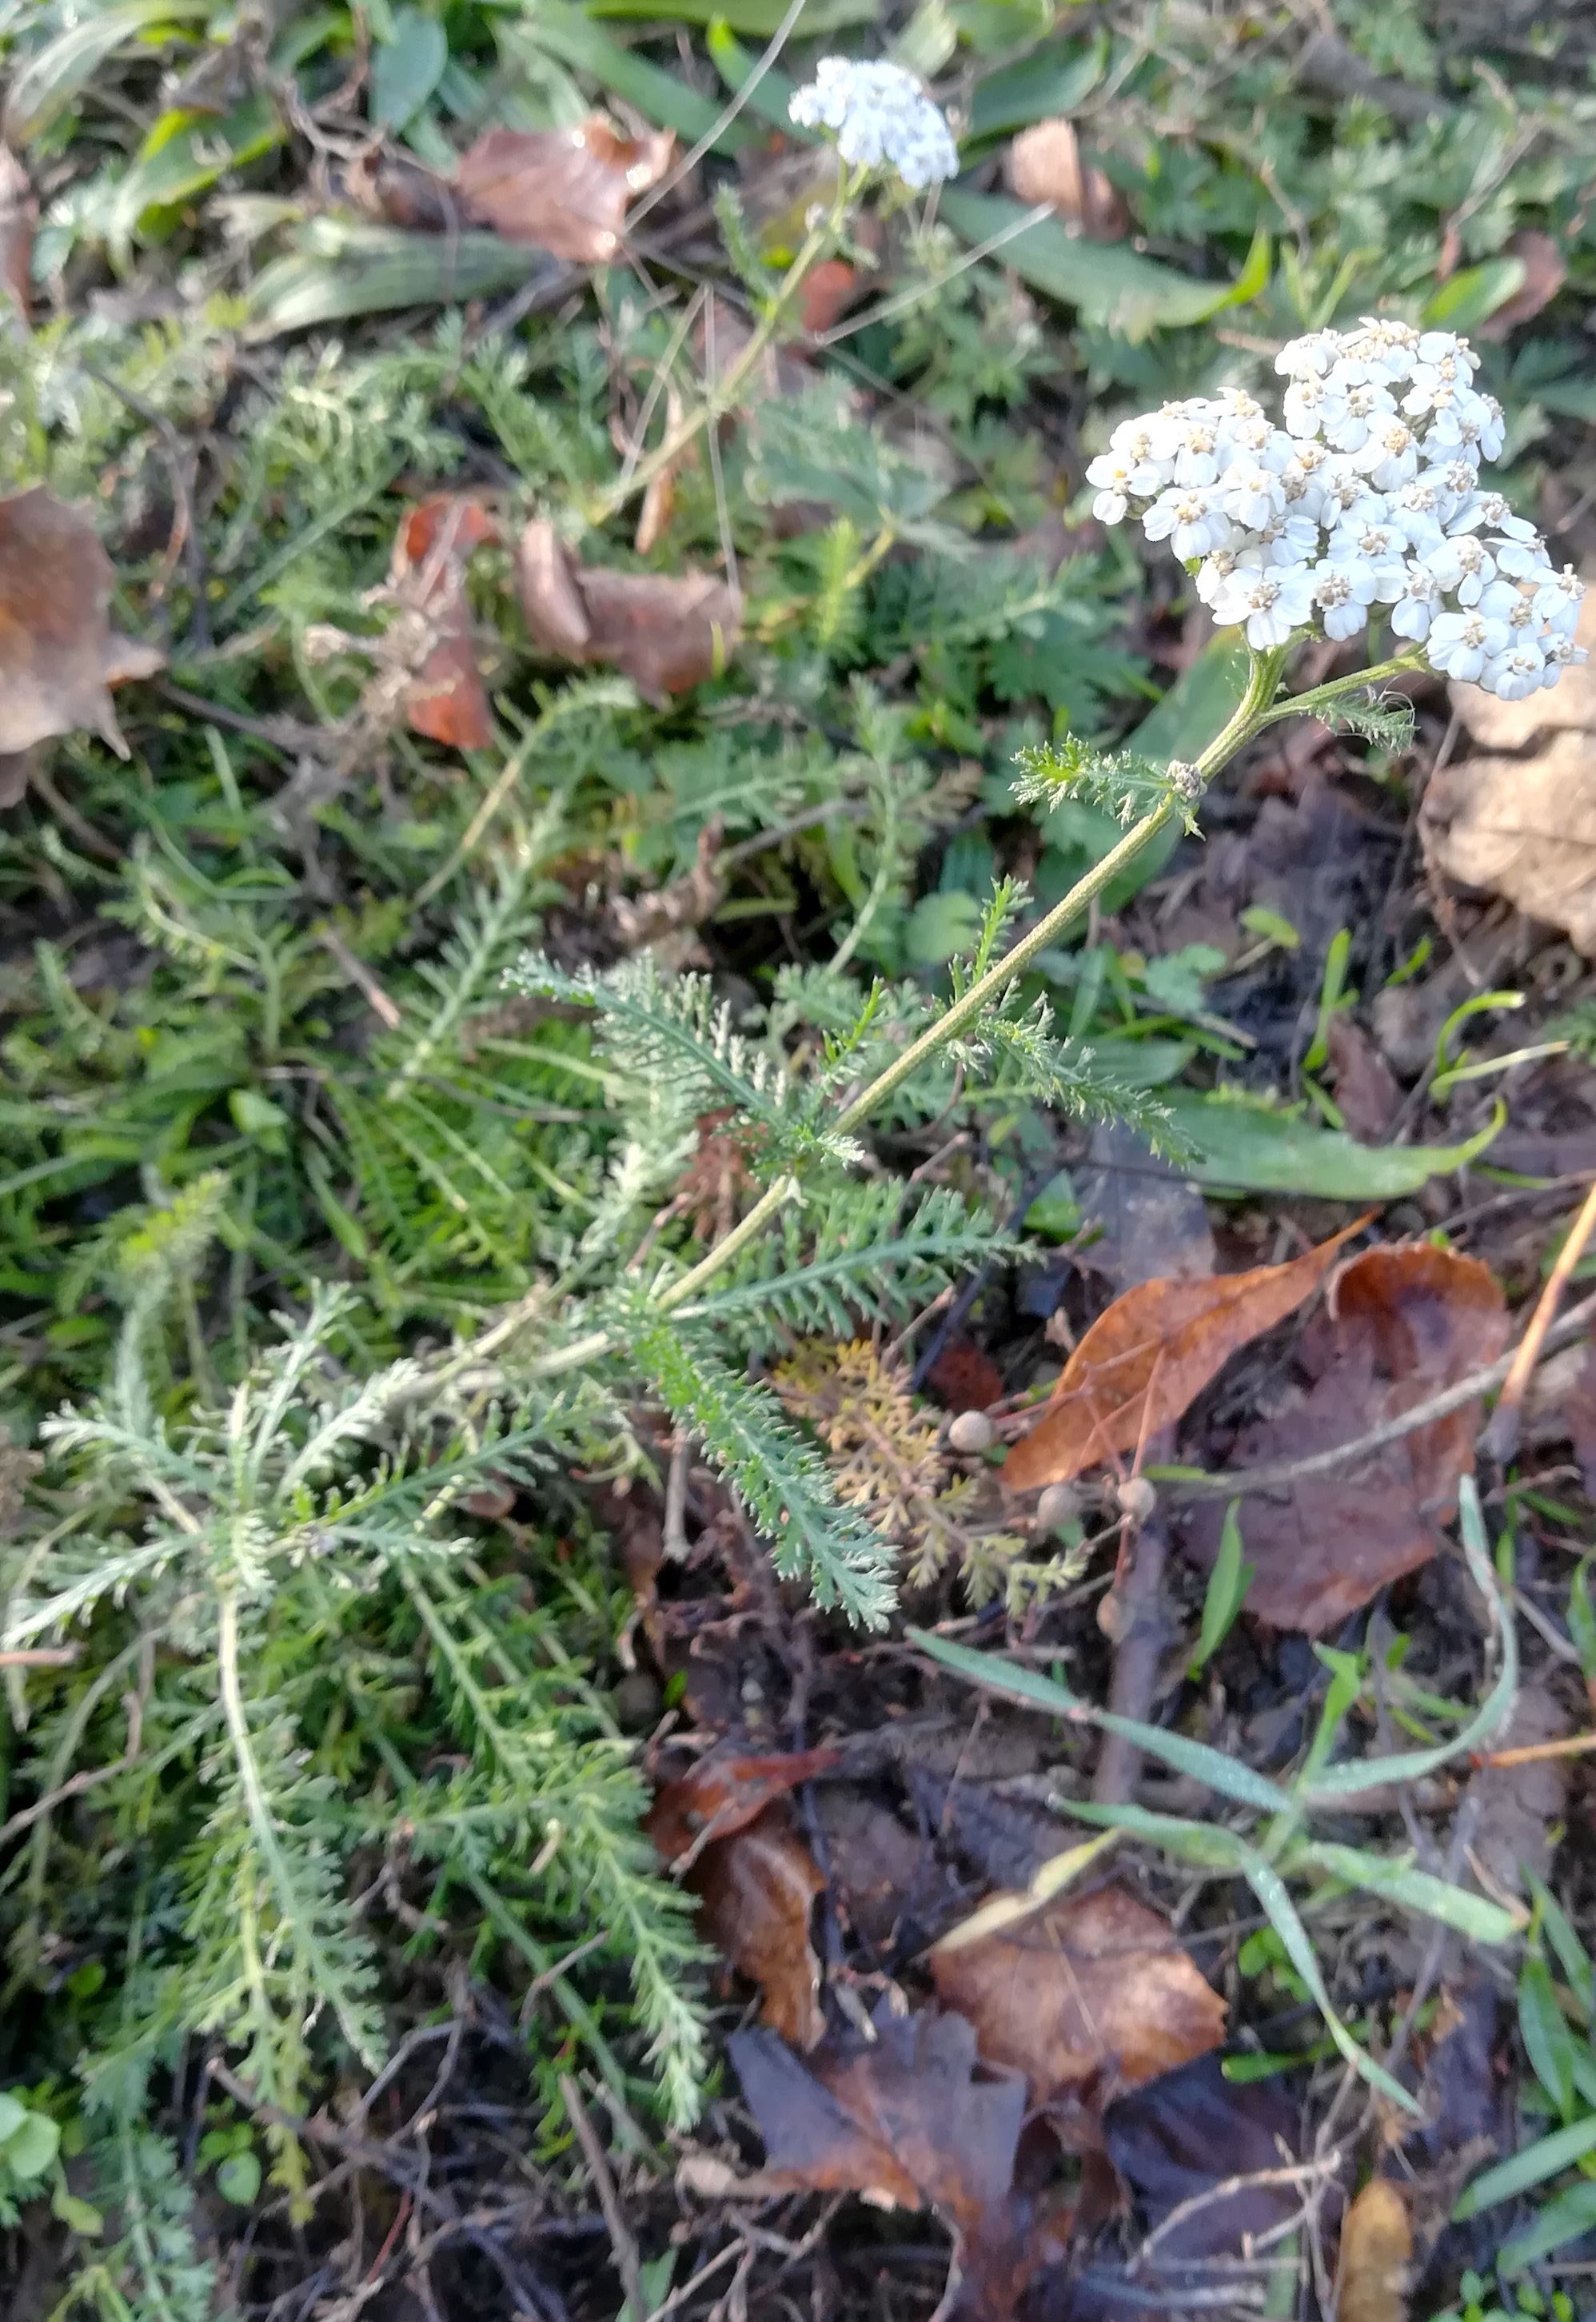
<box><xmin>1478</xmin><ymin>229</ymin><xmax>1567</xmax><ymax>341</ymax></box>
<box><xmin>1430</xmin><ymin>572</ymin><xmax>1596</xmax><ymax>950</ymax></box>
<box><xmin>1006</xmin><ymin>118</ymin><xmax>1127</xmax><ymax>240</ymax></box>
<box><xmin>389</xmin><ymin>493</ymin><xmax>498</xmax><ymax>751</ymax></box>
<box><xmin>1324</xmin><ymin>1015</ymin><xmax>1402</xmax><ymax>1143</ymax></box>
<box><xmin>453</xmin><ymin>120</ymin><xmax>674</xmax><ymax>264</ymax></box>
<box><xmin>1003</xmin><ymin>1219</ymin><xmax>1367</xmax><ymax>1493</ymax></box>
<box><xmin>646</xmin><ymin>1743</ymin><xmax>842</xmax><ymax>1867</ymax></box>
<box><xmin>694</xmin><ymin>1805</ymin><xmax>826</xmax><ymax>2049</ymax></box>
<box><xmin>1181</xmin><ymin>1243</ymin><xmax>1509</xmax><ymax>1633</ymax></box>
<box><xmin>0</xmin><ymin>146</ymin><xmax>34</xmax><ymax>321</ymax></box>
<box><xmin>518</xmin><ymin>517</ymin><xmax>740</xmax><ymax>703</ymax></box>
<box><xmin>1337</xmin><ymin>2177</ymin><xmax>1411</xmax><ymax>2322</ymax></box>
<box><xmin>928</xmin><ymin>1882</ymin><xmax>1226</xmax><ymax>2106</ymax></box>
<box><xmin>0</xmin><ymin>487</ymin><xmax>162</xmax><ymax>757</ymax></box>
<box><xmin>1423</xmin><ymin>726</ymin><xmax>1596</xmax><ymax>954</ymax></box>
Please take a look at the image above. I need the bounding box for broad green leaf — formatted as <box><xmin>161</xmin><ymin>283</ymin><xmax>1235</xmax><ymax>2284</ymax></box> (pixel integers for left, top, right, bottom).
<box><xmin>0</xmin><ymin>2094</ymin><xmax>27</xmax><ymax>2144</ymax></box>
<box><xmin>938</xmin><ymin>191</ymin><xmax>1267</xmax><ymax>340</ymax></box>
<box><xmin>1422</xmin><ymin>257</ymin><xmax>1526</xmax><ymax>334</ymax></box>
<box><xmin>1454</xmin><ymin>2113</ymin><xmax>1596</xmax><ymax>2220</ymax></box>
<box><xmin>1159</xmin><ymin>1090</ymin><xmax>1503</xmax><ymax>1198</ymax></box>
<box><xmin>1063</xmin><ymin>1798</ymin><xmax>1255</xmax><ymax>1874</ymax></box>
<box><xmin>245</xmin><ymin>221</ymin><xmax>543</xmax><ymax>336</ymax></box>
<box><xmin>0</xmin><ymin>2109</ymin><xmax>60</xmax><ymax>2182</ymax></box>
<box><xmin>107</xmin><ymin>95</ymin><xmax>283</xmax><ymax>257</ymax></box>
<box><xmin>1301</xmin><ymin>1843</ymin><xmax>1521</xmax><ymax>1944</ymax></box>
<box><xmin>3</xmin><ymin>0</ymin><xmax>212</xmax><ymax>143</ymax></box>
<box><xmin>968</xmin><ymin>33</ymin><xmax>1107</xmax><ymax>140</ymax></box>
<box><xmin>704</xmin><ymin>21</ymin><xmax>798</xmax><ymax>128</ymax></box>
<box><xmin>1498</xmin><ymin>2178</ymin><xmax>1596</xmax><ymax>2273</ymax></box>
<box><xmin>522</xmin><ymin>1</ymin><xmax>756</xmax><ymax>148</ymax></box>
<box><xmin>1521</xmin><ymin>1953</ymin><xmax>1580</xmax><ymax>2121</ymax></box>
<box><xmin>371</xmin><ymin>6</ymin><xmax>449</xmax><ymax>130</ymax></box>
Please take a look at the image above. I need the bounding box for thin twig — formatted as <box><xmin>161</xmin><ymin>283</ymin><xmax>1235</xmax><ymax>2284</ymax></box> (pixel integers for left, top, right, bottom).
<box><xmin>560</xmin><ymin>2074</ymin><xmax>645</xmax><ymax>2322</ymax></box>
<box><xmin>1482</xmin><ymin>1175</ymin><xmax>1596</xmax><ymax>1465</ymax></box>
<box><xmin>1091</xmin><ymin>1519</ymin><xmax>1171</xmax><ymax>1807</ymax></box>
<box><xmin>1160</xmin><ymin>1290</ymin><xmax>1596</xmax><ymax>1502</ymax></box>
<box><xmin>315</xmin><ymin>924</ymin><xmax>403</xmax><ymax>1031</ymax></box>
<box><xmin>0</xmin><ymin>1648</ymin><xmax>78</xmax><ymax>1669</ymax></box>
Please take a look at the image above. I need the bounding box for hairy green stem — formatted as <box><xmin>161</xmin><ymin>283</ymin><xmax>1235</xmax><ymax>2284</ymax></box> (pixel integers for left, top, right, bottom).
<box><xmin>1257</xmin><ymin>649</ymin><xmax>1424</xmax><ymax>726</ymax></box>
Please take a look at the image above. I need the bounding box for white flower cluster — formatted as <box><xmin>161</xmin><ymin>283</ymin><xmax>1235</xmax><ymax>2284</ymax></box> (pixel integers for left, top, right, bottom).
<box><xmin>788</xmin><ymin>57</ymin><xmax>960</xmax><ymax>190</ymax></box>
<box><xmin>1086</xmin><ymin>321</ymin><xmax>1586</xmax><ymax>700</ymax></box>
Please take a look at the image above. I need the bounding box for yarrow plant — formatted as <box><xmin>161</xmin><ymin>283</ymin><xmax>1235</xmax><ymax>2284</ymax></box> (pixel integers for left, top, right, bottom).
<box><xmin>788</xmin><ymin>57</ymin><xmax>960</xmax><ymax>190</ymax></box>
<box><xmin>1087</xmin><ymin>321</ymin><xmax>1586</xmax><ymax>700</ymax></box>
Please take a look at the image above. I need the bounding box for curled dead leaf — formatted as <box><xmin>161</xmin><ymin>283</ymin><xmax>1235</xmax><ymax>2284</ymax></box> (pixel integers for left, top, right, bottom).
<box><xmin>694</xmin><ymin>1804</ymin><xmax>826</xmax><ymax>2049</ymax></box>
<box><xmin>518</xmin><ymin>517</ymin><xmax>740</xmax><ymax>704</ymax></box>
<box><xmin>454</xmin><ymin>120</ymin><xmax>674</xmax><ymax>265</ymax></box>
<box><xmin>389</xmin><ymin>493</ymin><xmax>499</xmax><ymax>751</ymax></box>
<box><xmin>0</xmin><ymin>488</ymin><xmax>163</xmax><ymax>759</ymax></box>
<box><xmin>928</xmin><ymin>1882</ymin><xmax>1227</xmax><ymax>2107</ymax></box>
<box><xmin>645</xmin><ymin>1742</ymin><xmax>841</xmax><ymax>1867</ymax></box>
<box><xmin>1180</xmin><ymin>1243</ymin><xmax>1509</xmax><ymax>1633</ymax></box>
<box><xmin>1003</xmin><ymin>1218</ymin><xmax>1368</xmax><ymax>1494</ymax></box>
<box><xmin>1006</xmin><ymin>118</ymin><xmax>1127</xmax><ymax>241</ymax></box>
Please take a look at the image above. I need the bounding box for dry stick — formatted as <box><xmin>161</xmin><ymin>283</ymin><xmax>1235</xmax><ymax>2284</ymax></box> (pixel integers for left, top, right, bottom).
<box><xmin>0</xmin><ymin>1648</ymin><xmax>77</xmax><ymax>1670</ymax></box>
<box><xmin>1481</xmin><ymin>1173</ymin><xmax>1596</xmax><ymax>1466</ymax></box>
<box><xmin>1160</xmin><ymin>1287</ymin><xmax>1596</xmax><ymax>1502</ymax></box>
<box><xmin>1472</xmin><ymin>1731</ymin><xmax>1596</xmax><ymax>1771</ymax></box>
<box><xmin>1091</xmin><ymin>1519</ymin><xmax>1171</xmax><ymax>1806</ymax></box>
<box><xmin>559</xmin><ymin>2073</ymin><xmax>645</xmax><ymax>2322</ymax></box>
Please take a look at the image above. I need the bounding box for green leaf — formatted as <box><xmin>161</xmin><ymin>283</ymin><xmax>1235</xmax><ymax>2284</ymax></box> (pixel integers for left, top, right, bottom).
<box><xmin>968</xmin><ymin>33</ymin><xmax>1107</xmax><ymax>139</ymax></box>
<box><xmin>1454</xmin><ymin>2113</ymin><xmax>1596</xmax><ymax>2220</ymax></box>
<box><xmin>1498</xmin><ymin>2178</ymin><xmax>1596</xmax><ymax>2274</ymax></box>
<box><xmin>908</xmin><ymin>1628</ymin><xmax>1294</xmax><ymax>1811</ymax></box>
<box><xmin>1526</xmin><ymin>1870</ymin><xmax>1594</xmax><ymax>2016</ymax></box>
<box><xmin>371</xmin><ymin>6</ymin><xmax>449</xmax><ymax>129</ymax></box>
<box><xmin>1159</xmin><ymin>1091</ymin><xmax>1502</xmax><ymax>1198</ymax></box>
<box><xmin>1521</xmin><ymin>1953</ymin><xmax>1581</xmax><ymax>2121</ymax></box>
<box><xmin>0</xmin><ymin>2109</ymin><xmax>61</xmax><ymax>2184</ymax></box>
<box><xmin>106</xmin><ymin>95</ymin><xmax>284</xmax><ymax>256</ymax></box>
<box><xmin>938</xmin><ymin>190</ymin><xmax>1267</xmax><ymax>340</ymax></box>
<box><xmin>1189</xmin><ymin>1501</ymin><xmax>1252</xmax><ymax>1677</ymax></box>
<box><xmin>906</xmin><ymin>890</ymin><xmax>987</xmax><ymax>966</ymax></box>
<box><xmin>1244</xmin><ymin>1851</ymin><xmax>1421</xmax><ymax>2114</ymax></box>
<box><xmin>520</xmin><ymin>0</ymin><xmax>755</xmax><ymax>149</ymax></box>
<box><xmin>215</xmin><ymin>2150</ymin><xmax>262</xmax><ymax>2207</ymax></box>
<box><xmin>1422</xmin><ymin>257</ymin><xmax>1527</xmax><ymax>334</ymax></box>
<box><xmin>3</xmin><ymin>0</ymin><xmax>212</xmax><ymax>143</ymax></box>
<box><xmin>1567</xmin><ymin>1562</ymin><xmax>1596</xmax><ymax>1684</ymax></box>
<box><xmin>245</xmin><ymin>221</ymin><xmax>543</xmax><ymax>337</ymax></box>
<box><xmin>598</xmin><ymin>0</ymin><xmax>871</xmax><ymax>30</ymax></box>
<box><xmin>1301</xmin><ymin>1843</ymin><xmax>1521</xmax><ymax>1945</ymax></box>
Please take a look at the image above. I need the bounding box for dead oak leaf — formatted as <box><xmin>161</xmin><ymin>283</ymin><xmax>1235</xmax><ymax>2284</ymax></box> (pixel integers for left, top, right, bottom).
<box><xmin>1422</xmin><ymin>724</ymin><xmax>1596</xmax><ymax>955</ymax></box>
<box><xmin>454</xmin><ymin>120</ymin><xmax>674</xmax><ymax>265</ymax></box>
<box><xmin>694</xmin><ymin>1804</ymin><xmax>826</xmax><ymax>2049</ymax></box>
<box><xmin>1003</xmin><ymin>1218</ymin><xmax>1368</xmax><ymax>1494</ymax></box>
<box><xmin>928</xmin><ymin>1883</ymin><xmax>1226</xmax><ymax>2108</ymax></box>
<box><xmin>1180</xmin><ymin>1243</ymin><xmax>1508</xmax><ymax>1634</ymax></box>
<box><xmin>0</xmin><ymin>488</ymin><xmax>163</xmax><ymax>760</ymax></box>
<box><xmin>518</xmin><ymin>517</ymin><xmax>740</xmax><ymax>704</ymax></box>
<box><xmin>645</xmin><ymin>1742</ymin><xmax>841</xmax><ymax>1867</ymax></box>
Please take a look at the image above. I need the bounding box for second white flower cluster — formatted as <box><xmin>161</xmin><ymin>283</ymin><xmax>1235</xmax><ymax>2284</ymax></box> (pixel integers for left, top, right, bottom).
<box><xmin>1087</xmin><ymin>320</ymin><xmax>1585</xmax><ymax>701</ymax></box>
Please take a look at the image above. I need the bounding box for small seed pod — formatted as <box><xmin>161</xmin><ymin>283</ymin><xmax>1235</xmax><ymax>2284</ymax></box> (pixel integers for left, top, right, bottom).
<box><xmin>1035</xmin><ymin>1481</ymin><xmax>1083</xmax><ymax>1534</ymax></box>
<box><xmin>1116</xmin><ymin>1474</ymin><xmax>1158</xmax><ymax>1522</ymax></box>
<box><xmin>948</xmin><ymin>1408</ymin><xmax>996</xmax><ymax>1454</ymax></box>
